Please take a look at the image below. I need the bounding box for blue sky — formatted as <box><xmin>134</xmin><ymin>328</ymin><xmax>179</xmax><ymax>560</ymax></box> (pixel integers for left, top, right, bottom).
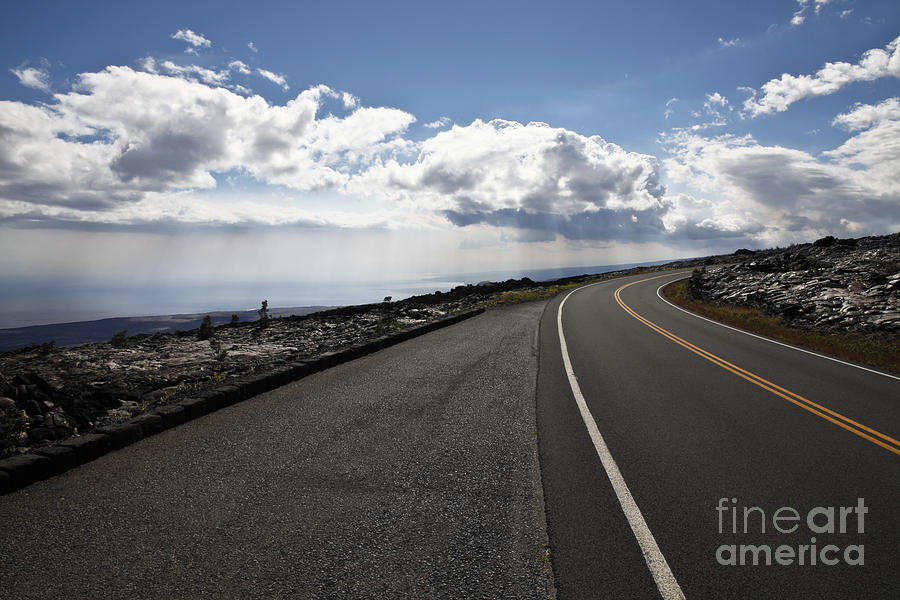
<box><xmin>1</xmin><ymin>0</ymin><xmax>899</xmax><ymax>318</ymax></box>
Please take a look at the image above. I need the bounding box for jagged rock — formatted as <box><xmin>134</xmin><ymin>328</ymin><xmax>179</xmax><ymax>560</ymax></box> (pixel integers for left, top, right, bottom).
<box><xmin>0</xmin><ymin>396</ymin><xmax>16</xmax><ymax>415</ymax></box>
<box><xmin>694</xmin><ymin>232</ymin><xmax>900</xmax><ymax>333</ymax></box>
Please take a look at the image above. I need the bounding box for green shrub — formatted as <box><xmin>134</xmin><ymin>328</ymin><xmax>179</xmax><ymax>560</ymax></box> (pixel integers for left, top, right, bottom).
<box><xmin>198</xmin><ymin>315</ymin><xmax>214</xmax><ymax>340</ymax></box>
<box><xmin>0</xmin><ymin>413</ymin><xmax>26</xmax><ymax>457</ymax></box>
<box><xmin>686</xmin><ymin>267</ymin><xmax>706</xmax><ymax>300</ymax></box>
<box><xmin>258</xmin><ymin>299</ymin><xmax>269</xmax><ymax>329</ymax></box>
<box><xmin>110</xmin><ymin>330</ymin><xmax>129</xmax><ymax>348</ymax></box>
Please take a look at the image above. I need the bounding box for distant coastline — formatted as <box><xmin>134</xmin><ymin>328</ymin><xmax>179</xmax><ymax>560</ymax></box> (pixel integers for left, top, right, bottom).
<box><xmin>0</xmin><ymin>259</ymin><xmax>674</xmax><ymax>345</ymax></box>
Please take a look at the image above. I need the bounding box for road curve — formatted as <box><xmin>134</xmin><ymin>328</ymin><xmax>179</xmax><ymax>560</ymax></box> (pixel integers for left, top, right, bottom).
<box><xmin>0</xmin><ymin>302</ymin><xmax>553</xmax><ymax>599</ymax></box>
<box><xmin>537</xmin><ymin>271</ymin><xmax>899</xmax><ymax>599</ymax></box>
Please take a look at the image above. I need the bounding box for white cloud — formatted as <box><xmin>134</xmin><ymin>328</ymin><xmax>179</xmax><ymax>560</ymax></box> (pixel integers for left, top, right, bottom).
<box><xmin>257</xmin><ymin>68</ymin><xmax>289</xmax><ymax>91</ymax></box>
<box><xmin>743</xmin><ymin>35</ymin><xmax>900</xmax><ymax>116</ymax></box>
<box><xmin>791</xmin><ymin>0</ymin><xmax>831</xmax><ymax>26</ymax></box>
<box><xmin>841</xmin><ymin>9</ymin><xmax>854</xmax><ymax>19</ymax></box>
<box><xmin>824</xmin><ymin>98</ymin><xmax>900</xmax><ymax>193</ymax></box>
<box><xmin>248</xmin><ymin>41</ymin><xmax>258</xmax><ymax>53</ymax></box>
<box><xmin>705</xmin><ymin>92</ymin><xmax>729</xmax><ymax>109</ymax></box>
<box><xmin>341</xmin><ymin>92</ymin><xmax>358</xmax><ymax>109</ymax></box>
<box><xmin>717</xmin><ymin>37</ymin><xmax>740</xmax><ymax>48</ymax></box>
<box><xmin>355</xmin><ymin>119</ymin><xmax>670</xmax><ymax>241</ymax></box>
<box><xmin>171</xmin><ymin>29</ymin><xmax>211</xmax><ymax>49</ymax></box>
<box><xmin>0</xmin><ymin>67</ymin><xmax>417</xmax><ymax>224</ymax></box>
<box><xmin>664</xmin><ymin>97</ymin><xmax>678</xmax><ymax>120</ymax></box>
<box><xmin>160</xmin><ymin>61</ymin><xmax>230</xmax><ymax>86</ymax></box>
<box><xmin>832</xmin><ymin>97</ymin><xmax>900</xmax><ymax>131</ymax></box>
<box><xmin>662</xmin><ymin>117</ymin><xmax>900</xmax><ymax>243</ymax></box>
<box><xmin>424</xmin><ymin>116</ymin><xmax>452</xmax><ymax>129</ymax></box>
<box><xmin>10</xmin><ymin>65</ymin><xmax>51</xmax><ymax>92</ymax></box>
<box><xmin>228</xmin><ymin>60</ymin><xmax>251</xmax><ymax>75</ymax></box>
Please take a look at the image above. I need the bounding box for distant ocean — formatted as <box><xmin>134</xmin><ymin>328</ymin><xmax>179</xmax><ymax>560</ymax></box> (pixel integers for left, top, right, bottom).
<box><xmin>0</xmin><ymin>260</ymin><xmax>669</xmax><ymax>331</ymax></box>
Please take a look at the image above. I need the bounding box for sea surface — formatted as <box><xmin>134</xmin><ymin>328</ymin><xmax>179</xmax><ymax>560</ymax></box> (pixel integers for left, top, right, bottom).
<box><xmin>0</xmin><ymin>260</ymin><xmax>670</xmax><ymax>349</ymax></box>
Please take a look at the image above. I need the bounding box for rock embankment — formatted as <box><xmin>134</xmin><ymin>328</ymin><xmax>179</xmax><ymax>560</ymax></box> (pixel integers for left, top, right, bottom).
<box><xmin>0</xmin><ymin>275</ymin><xmax>600</xmax><ymax>456</ymax></box>
<box><xmin>692</xmin><ymin>233</ymin><xmax>900</xmax><ymax>333</ymax></box>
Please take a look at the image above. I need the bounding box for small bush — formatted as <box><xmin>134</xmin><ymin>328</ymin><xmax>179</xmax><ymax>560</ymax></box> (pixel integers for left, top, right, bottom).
<box><xmin>230</xmin><ymin>314</ymin><xmax>240</xmax><ymax>326</ymax></box>
<box><xmin>110</xmin><ymin>330</ymin><xmax>129</xmax><ymax>348</ymax></box>
<box><xmin>0</xmin><ymin>408</ymin><xmax>27</xmax><ymax>458</ymax></box>
<box><xmin>686</xmin><ymin>268</ymin><xmax>706</xmax><ymax>300</ymax></box>
<box><xmin>198</xmin><ymin>315</ymin><xmax>214</xmax><ymax>340</ymax></box>
<box><xmin>210</xmin><ymin>338</ymin><xmax>228</xmax><ymax>361</ymax></box>
<box><xmin>258</xmin><ymin>299</ymin><xmax>269</xmax><ymax>329</ymax></box>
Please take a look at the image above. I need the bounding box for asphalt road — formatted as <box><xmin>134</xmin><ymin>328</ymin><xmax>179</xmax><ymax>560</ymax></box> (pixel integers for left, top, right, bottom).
<box><xmin>537</xmin><ymin>271</ymin><xmax>900</xmax><ymax>599</ymax></box>
<box><xmin>0</xmin><ymin>302</ymin><xmax>554</xmax><ymax>599</ymax></box>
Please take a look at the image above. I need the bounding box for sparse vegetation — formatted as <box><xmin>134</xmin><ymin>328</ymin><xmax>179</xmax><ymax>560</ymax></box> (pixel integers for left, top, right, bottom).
<box><xmin>110</xmin><ymin>330</ymin><xmax>129</xmax><ymax>348</ymax></box>
<box><xmin>25</xmin><ymin>340</ymin><xmax>56</xmax><ymax>354</ymax></box>
<box><xmin>258</xmin><ymin>299</ymin><xmax>269</xmax><ymax>329</ymax></box>
<box><xmin>0</xmin><ymin>406</ymin><xmax>27</xmax><ymax>458</ymax></box>
<box><xmin>686</xmin><ymin>267</ymin><xmax>706</xmax><ymax>300</ymax></box>
<box><xmin>197</xmin><ymin>315</ymin><xmax>214</xmax><ymax>340</ymax></box>
<box><xmin>210</xmin><ymin>337</ymin><xmax>228</xmax><ymax>361</ymax></box>
<box><xmin>663</xmin><ymin>279</ymin><xmax>900</xmax><ymax>374</ymax></box>
<box><xmin>479</xmin><ymin>281</ymin><xmax>591</xmax><ymax>308</ymax></box>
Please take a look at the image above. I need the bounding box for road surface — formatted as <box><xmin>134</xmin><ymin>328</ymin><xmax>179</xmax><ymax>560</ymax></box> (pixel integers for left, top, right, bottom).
<box><xmin>0</xmin><ymin>302</ymin><xmax>553</xmax><ymax>599</ymax></box>
<box><xmin>3</xmin><ymin>270</ymin><xmax>897</xmax><ymax>599</ymax></box>
<box><xmin>537</xmin><ymin>271</ymin><xmax>899</xmax><ymax>599</ymax></box>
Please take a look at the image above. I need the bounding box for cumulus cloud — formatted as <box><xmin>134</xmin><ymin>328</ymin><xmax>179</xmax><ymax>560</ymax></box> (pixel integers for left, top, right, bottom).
<box><xmin>228</xmin><ymin>60</ymin><xmax>251</xmax><ymax>75</ymax></box>
<box><xmin>248</xmin><ymin>41</ymin><xmax>258</xmax><ymax>53</ymax></box>
<box><xmin>743</xmin><ymin>35</ymin><xmax>900</xmax><ymax>116</ymax></box>
<box><xmin>10</xmin><ymin>65</ymin><xmax>51</xmax><ymax>92</ymax></box>
<box><xmin>824</xmin><ymin>98</ymin><xmax>900</xmax><ymax>193</ymax></box>
<box><xmin>171</xmin><ymin>29</ymin><xmax>211</xmax><ymax>49</ymax></box>
<box><xmin>160</xmin><ymin>61</ymin><xmax>230</xmax><ymax>85</ymax></box>
<box><xmin>424</xmin><ymin>116</ymin><xmax>453</xmax><ymax>129</ymax></box>
<box><xmin>717</xmin><ymin>37</ymin><xmax>740</xmax><ymax>48</ymax></box>
<box><xmin>356</xmin><ymin>119</ymin><xmax>670</xmax><ymax>241</ymax></box>
<box><xmin>832</xmin><ymin>97</ymin><xmax>900</xmax><ymax>130</ymax></box>
<box><xmin>662</xmin><ymin>117</ymin><xmax>900</xmax><ymax>242</ymax></box>
<box><xmin>0</xmin><ymin>62</ymin><xmax>677</xmax><ymax>242</ymax></box>
<box><xmin>341</xmin><ymin>92</ymin><xmax>358</xmax><ymax>109</ymax></box>
<box><xmin>0</xmin><ymin>67</ymin><xmax>416</xmax><ymax>225</ymax></box>
<box><xmin>257</xmin><ymin>68</ymin><xmax>289</xmax><ymax>91</ymax></box>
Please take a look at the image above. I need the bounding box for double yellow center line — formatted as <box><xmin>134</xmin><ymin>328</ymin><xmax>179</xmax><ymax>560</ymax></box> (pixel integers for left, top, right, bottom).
<box><xmin>615</xmin><ymin>275</ymin><xmax>900</xmax><ymax>457</ymax></box>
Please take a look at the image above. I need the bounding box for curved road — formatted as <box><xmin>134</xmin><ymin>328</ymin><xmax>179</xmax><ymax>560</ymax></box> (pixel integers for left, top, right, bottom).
<box><xmin>537</xmin><ymin>271</ymin><xmax>900</xmax><ymax>599</ymax></box>
<box><xmin>2</xmin><ymin>271</ymin><xmax>897</xmax><ymax>599</ymax></box>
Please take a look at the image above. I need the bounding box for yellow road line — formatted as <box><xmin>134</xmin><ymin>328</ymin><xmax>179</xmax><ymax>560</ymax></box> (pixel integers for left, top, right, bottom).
<box><xmin>614</xmin><ymin>276</ymin><xmax>900</xmax><ymax>457</ymax></box>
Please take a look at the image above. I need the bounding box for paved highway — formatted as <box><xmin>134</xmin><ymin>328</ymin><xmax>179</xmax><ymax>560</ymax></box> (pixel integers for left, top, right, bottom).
<box><xmin>0</xmin><ymin>302</ymin><xmax>553</xmax><ymax>599</ymax></box>
<box><xmin>3</xmin><ymin>270</ymin><xmax>897</xmax><ymax>599</ymax></box>
<box><xmin>537</xmin><ymin>271</ymin><xmax>900</xmax><ymax>599</ymax></box>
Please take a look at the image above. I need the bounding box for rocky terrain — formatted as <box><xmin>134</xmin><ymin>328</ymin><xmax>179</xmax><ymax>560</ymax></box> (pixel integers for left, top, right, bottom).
<box><xmin>691</xmin><ymin>233</ymin><xmax>900</xmax><ymax>333</ymax></box>
<box><xmin>4</xmin><ymin>232</ymin><xmax>897</xmax><ymax>459</ymax></box>
<box><xmin>0</xmin><ymin>274</ymin><xmax>630</xmax><ymax>457</ymax></box>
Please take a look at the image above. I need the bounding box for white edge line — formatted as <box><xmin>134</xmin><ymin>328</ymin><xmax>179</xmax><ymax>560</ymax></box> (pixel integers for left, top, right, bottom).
<box><xmin>655</xmin><ymin>279</ymin><xmax>900</xmax><ymax>383</ymax></box>
<box><xmin>558</xmin><ymin>283</ymin><xmax>686</xmax><ymax>600</ymax></box>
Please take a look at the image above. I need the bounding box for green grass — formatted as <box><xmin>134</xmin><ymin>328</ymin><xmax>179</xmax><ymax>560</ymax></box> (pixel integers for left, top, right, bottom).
<box><xmin>663</xmin><ymin>279</ymin><xmax>900</xmax><ymax>374</ymax></box>
<box><xmin>479</xmin><ymin>282</ymin><xmax>593</xmax><ymax>308</ymax></box>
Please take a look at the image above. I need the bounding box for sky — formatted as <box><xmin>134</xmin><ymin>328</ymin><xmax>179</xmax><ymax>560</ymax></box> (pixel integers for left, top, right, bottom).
<box><xmin>1</xmin><ymin>0</ymin><xmax>899</xmax><ymax>321</ymax></box>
